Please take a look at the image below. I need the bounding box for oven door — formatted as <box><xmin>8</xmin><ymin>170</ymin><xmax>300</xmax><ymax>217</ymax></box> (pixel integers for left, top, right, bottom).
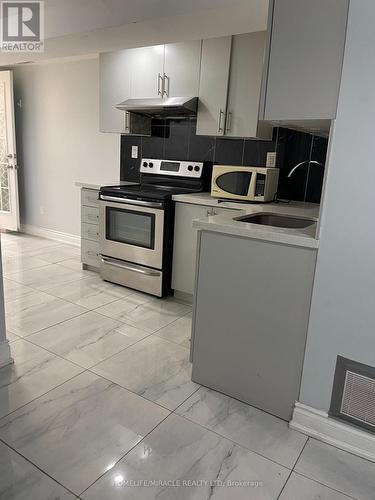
<box><xmin>99</xmin><ymin>196</ymin><xmax>164</xmax><ymax>269</ymax></box>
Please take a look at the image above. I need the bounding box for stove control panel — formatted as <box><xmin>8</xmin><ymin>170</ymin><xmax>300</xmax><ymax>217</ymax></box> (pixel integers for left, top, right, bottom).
<box><xmin>140</xmin><ymin>159</ymin><xmax>204</xmax><ymax>178</ymax></box>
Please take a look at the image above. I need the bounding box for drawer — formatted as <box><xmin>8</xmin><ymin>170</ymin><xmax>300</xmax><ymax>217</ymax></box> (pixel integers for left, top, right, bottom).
<box><xmin>205</xmin><ymin>206</ymin><xmax>238</xmax><ymax>217</ymax></box>
<box><xmin>81</xmin><ymin>239</ymin><xmax>100</xmax><ymax>267</ymax></box>
<box><xmin>81</xmin><ymin>223</ymin><xmax>99</xmax><ymax>242</ymax></box>
<box><xmin>82</xmin><ymin>188</ymin><xmax>99</xmax><ymax>207</ymax></box>
<box><xmin>82</xmin><ymin>205</ymin><xmax>99</xmax><ymax>225</ymax></box>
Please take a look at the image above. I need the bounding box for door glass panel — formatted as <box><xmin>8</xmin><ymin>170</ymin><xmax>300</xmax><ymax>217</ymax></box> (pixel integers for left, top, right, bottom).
<box><xmin>106</xmin><ymin>207</ymin><xmax>155</xmax><ymax>249</ymax></box>
<box><xmin>0</xmin><ymin>82</ymin><xmax>10</xmax><ymax>212</ymax></box>
<box><xmin>216</xmin><ymin>171</ymin><xmax>252</xmax><ymax>196</ymax></box>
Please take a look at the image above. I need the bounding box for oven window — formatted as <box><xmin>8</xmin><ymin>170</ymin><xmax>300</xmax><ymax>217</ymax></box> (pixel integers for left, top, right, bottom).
<box><xmin>216</xmin><ymin>171</ymin><xmax>252</xmax><ymax>196</ymax></box>
<box><xmin>106</xmin><ymin>207</ymin><xmax>155</xmax><ymax>249</ymax></box>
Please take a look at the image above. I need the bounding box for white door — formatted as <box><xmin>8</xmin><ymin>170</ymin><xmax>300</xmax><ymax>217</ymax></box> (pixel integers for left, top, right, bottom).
<box><xmin>129</xmin><ymin>45</ymin><xmax>165</xmax><ymax>99</ymax></box>
<box><xmin>0</xmin><ymin>71</ymin><xmax>19</xmax><ymax>231</ymax></box>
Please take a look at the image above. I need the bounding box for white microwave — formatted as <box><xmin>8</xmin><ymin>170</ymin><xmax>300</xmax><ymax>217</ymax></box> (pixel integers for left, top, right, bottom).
<box><xmin>211</xmin><ymin>165</ymin><xmax>279</xmax><ymax>202</ymax></box>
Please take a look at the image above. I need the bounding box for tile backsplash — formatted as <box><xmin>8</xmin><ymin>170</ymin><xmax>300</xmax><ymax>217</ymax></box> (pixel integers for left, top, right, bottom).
<box><xmin>121</xmin><ymin>119</ymin><xmax>328</xmax><ymax>203</ymax></box>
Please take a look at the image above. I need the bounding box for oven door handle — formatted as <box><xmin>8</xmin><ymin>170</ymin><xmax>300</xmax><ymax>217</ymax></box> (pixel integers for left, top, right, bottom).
<box><xmin>100</xmin><ymin>256</ymin><xmax>161</xmax><ymax>277</ymax></box>
<box><xmin>99</xmin><ymin>195</ymin><xmax>164</xmax><ymax>209</ymax></box>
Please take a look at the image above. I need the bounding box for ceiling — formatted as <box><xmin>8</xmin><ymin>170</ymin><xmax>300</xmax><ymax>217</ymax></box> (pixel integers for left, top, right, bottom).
<box><xmin>0</xmin><ymin>0</ymin><xmax>269</xmax><ymax>66</ymax></box>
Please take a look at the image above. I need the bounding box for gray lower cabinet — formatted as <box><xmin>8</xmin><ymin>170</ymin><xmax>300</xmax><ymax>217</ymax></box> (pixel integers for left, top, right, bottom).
<box><xmin>191</xmin><ymin>230</ymin><xmax>317</xmax><ymax>420</ymax></box>
<box><xmin>80</xmin><ymin>188</ymin><xmax>100</xmax><ymax>269</ymax></box>
<box><xmin>262</xmin><ymin>0</ymin><xmax>349</xmax><ymax>122</ymax></box>
<box><xmin>172</xmin><ymin>202</ymin><xmax>238</xmax><ymax>295</ymax></box>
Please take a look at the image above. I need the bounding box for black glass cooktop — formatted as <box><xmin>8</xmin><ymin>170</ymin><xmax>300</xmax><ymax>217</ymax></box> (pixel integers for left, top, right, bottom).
<box><xmin>100</xmin><ymin>184</ymin><xmax>199</xmax><ymax>201</ymax></box>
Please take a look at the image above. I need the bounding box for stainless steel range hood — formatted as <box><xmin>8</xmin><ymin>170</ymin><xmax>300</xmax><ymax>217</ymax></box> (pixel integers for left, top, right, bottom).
<box><xmin>115</xmin><ymin>97</ymin><xmax>198</xmax><ymax>118</ymax></box>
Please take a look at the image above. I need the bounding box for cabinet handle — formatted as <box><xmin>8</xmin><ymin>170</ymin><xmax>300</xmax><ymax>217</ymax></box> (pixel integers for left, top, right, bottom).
<box><xmin>163</xmin><ymin>73</ymin><xmax>170</xmax><ymax>97</ymax></box>
<box><xmin>157</xmin><ymin>73</ymin><xmax>163</xmax><ymax>96</ymax></box>
<box><xmin>225</xmin><ymin>110</ymin><xmax>232</xmax><ymax>134</ymax></box>
<box><xmin>125</xmin><ymin>111</ymin><xmax>130</xmax><ymax>131</ymax></box>
<box><xmin>218</xmin><ymin>109</ymin><xmax>224</xmax><ymax>133</ymax></box>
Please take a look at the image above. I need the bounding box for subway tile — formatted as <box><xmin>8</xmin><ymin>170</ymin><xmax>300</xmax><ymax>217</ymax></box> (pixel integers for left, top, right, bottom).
<box><xmin>214</xmin><ymin>137</ymin><xmax>244</xmax><ymax>165</ymax></box>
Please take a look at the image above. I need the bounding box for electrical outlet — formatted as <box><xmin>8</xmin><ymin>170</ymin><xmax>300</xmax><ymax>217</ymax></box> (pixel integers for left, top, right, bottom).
<box><xmin>266</xmin><ymin>152</ymin><xmax>277</xmax><ymax>168</ymax></box>
<box><xmin>131</xmin><ymin>146</ymin><xmax>138</xmax><ymax>159</ymax></box>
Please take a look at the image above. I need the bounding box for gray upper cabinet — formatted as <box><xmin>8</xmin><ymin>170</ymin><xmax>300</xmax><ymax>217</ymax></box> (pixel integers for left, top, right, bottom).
<box><xmin>196</xmin><ymin>34</ymin><xmax>272</xmax><ymax>139</ymax></box>
<box><xmin>226</xmin><ymin>32</ymin><xmax>272</xmax><ymax>139</ymax></box>
<box><xmin>99</xmin><ymin>50</ymin><xmax>132</xmax><ymax>133</ymax></box>
<box><xmin>196</xmin><ymin>36</ymin><xmax>232</xmax><ymax>137</ymax></box>
<box><xmin>263</xmin><ymin>0</ymin><xmax>349</xmax><ymax>122</ymax></box>
<box><xmin>129</xmin><ymin>45</ymin><xmax>165</xmax><ymax>99</ymax></box>
<box><xmin>163</xmin><ymin>40</ymin><xmax>202</xmax><ymax>97</ymax></box>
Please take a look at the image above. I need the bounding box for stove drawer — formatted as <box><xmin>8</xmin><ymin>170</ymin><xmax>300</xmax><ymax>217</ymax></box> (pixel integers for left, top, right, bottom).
<box><xmin>100</xmin><ymin>256</ymin><xmax>163</xmax><ymax>297</ymax></box>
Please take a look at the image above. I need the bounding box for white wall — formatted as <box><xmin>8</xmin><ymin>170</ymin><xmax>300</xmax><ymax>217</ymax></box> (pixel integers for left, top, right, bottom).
<box><xmin>300</xmin><ymin>0</ymin><xmax>375</xmax><ymax>411</ymax></box>
<box><xmin>13</xmin><ymin>57</ymin><xmax>120</xmax><ymax>237</ymax></box>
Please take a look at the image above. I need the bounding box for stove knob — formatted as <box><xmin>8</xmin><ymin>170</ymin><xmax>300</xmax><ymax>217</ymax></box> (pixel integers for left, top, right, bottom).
<box><xmin>194</xmin><ymin>165</ymin><xmax>201</xmax><ymax>172</ymax></box>
<box><xmin>187</xmin><ymin>165</ymin><xmax>194</xmax><ymax>171</ymax></box>
<box><xmin>149</xmin><ymin>162</ymin><xmax>154</xmax><ymax>168</ymax></box>
<box><xmin>143</xmin><ymin>162</ymin><xmax>148</xmax><ymax>168</ymax></box>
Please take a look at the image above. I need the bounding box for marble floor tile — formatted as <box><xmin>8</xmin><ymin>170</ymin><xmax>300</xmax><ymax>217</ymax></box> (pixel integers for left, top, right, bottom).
<box><xmin>2</xmin><ymin>279</ymin><xmax>36</xmax><ymax>303</ymax></box>
<box><xmin>96</xmin><ymin>295</ymin><xmax>191</xmax><ymax>334</ymax></box>
<box><xmin>176</xmin><ymin>387</ymin><xmax>307</xmax><ymax>469</ymax></box>
<box><xmin>57</xmin><ymin>259</ymin><xmax>85</xmax><ymax>271</ymax></box>
<box><xmin>46</xmin><ymin>276</ymin><xmax>134</xmax><ymax>310</ymax></box>
<box><xmin>22</xmin><ymin>244</ymin><xmax>81</xmax><ymax>263</ymax></box>
<box><xmin>279</xmin><ymin>472</ymin><xmax>353</xmax><ymax>500</ymax></box>
<box><xmin>2</xmin><ymin>254</ymin><xmax>50</xmax><ymax>276</ymax></box>
<box><xmin>155</xmin><ymin>312</ymin><xmax>192</xmax><ymax>348</ymax></box>
<box><xmin>1</xmin><ymin>233</ymin><xmax>61</xmax><ymax>253</ymax></box>
<box><xmin>295</xmin><ymin>438</ymin><xmax>375</xmax><ymax>500</ymax></box>
<box><xmin>83</xmin><ymin>413</ymin><xmax>289</xmax><ymax>500</ymax></box>
<box><xmin>0</xmin><ymin>339</ymin><xmax>83</xmax><ymax>419</ymax></box>
<box><xmin>5</xmin><ymin>291</ymin><xmax>86</xmax><ymax>336</ymax></box>
<box><xmin>0</xmin><ymin>441</ymin><xmax>76</xmax><ymax>500</ymax></box>
<box><xmin>91</xmin><ymin>335</ymin><xmax>198</xmax><ymax>410</ymax></box>
<box><xmin>7</xmin><ymin>263</ymin><xmax>92</xmax><ymax>291</ymax></box>
<box><xmin>28</xmin><ymin>311</ymin><xmax>140</xmax><ymax>369</ymax></box>
<box><xmin>0</xmin><ymin>372</ymin><xmax>169</xmax><ymax>495</ymax></box>
<box><xmin>113</xmin><ymin>322</ymin><xmax>153</xmax><ymax>343</ymax></box>
<box><xmin>6</xmin><ymin>331</ymin><xmax>20</xmax><ymax>342</ymax></box>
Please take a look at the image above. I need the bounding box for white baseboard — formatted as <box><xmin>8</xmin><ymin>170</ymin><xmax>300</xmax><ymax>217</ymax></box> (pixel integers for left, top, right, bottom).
<box><xmin>0</xmin><ymin>340</ymin><xmax>13</xmax><ymax>368</ymax></box>
<box><xmin>21</xmin><ymin>224</ymin><xmax>80</xmax><ymax>247</ymax></box>
<box><xmin>290</xmin><ymin>401</ymin><xmax>375</xmax><ymax>463</ymax></box>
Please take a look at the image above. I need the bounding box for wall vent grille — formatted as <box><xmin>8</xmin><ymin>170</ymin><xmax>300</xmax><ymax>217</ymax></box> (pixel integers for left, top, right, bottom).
<box><xmin>330</xmin><ymin>356</ymin><xmax>375</xmax><ymax>433</ymax></box>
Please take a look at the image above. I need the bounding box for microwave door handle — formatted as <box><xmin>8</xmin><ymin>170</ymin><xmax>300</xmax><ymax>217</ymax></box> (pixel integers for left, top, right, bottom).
<box><xmin>99</xmin><ymin>195</ymin><xmax>163</xmax><ymax>209</ymax></box>
<box><xmin>100</xmin><ymin>256</ymin><xmax>161</xmax><ymax>277</ymax></box>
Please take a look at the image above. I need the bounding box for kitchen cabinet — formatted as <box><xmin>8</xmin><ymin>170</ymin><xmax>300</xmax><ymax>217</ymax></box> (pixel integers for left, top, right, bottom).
<box><xmin>99</xmin><ymin>50</ymin><xmax>151</xmax><ymax>134</ymax></box>
<box><xmin>191</xmin><ymin>230</ymin><xmax>317</xmax><ymax>420</ymax></box>
<box><xmin>197</xmin><ymin>33</ymin><xmax>272</xmax><ymax>139</ymax></box>
<box><xmin>172</xmin><ymin>202</ymin><xmax>238</xmax><ymax>296</ymax></box>
<box><xmin>80</xmin><ymin>188</ymin><xmax>100</xmax><ymax>269</ymax></box>
<box><xmin>196</xmin><ymin>36</ymin><xmax>232</xmax><ymax>137</ymax></box>
<box><xmin>261</xmin><ymin>0</ymin><xmax>349</xmax><ymax>123</ymax></box>
<box><xmin>99</xmin><ymin>40</ymin><xmax>202</xmax><ymax>133</ymax></box>
<box><xmin>163</xmin><ymin>40</ymin><xmax>201</xmax><ymax>98</ymax></box>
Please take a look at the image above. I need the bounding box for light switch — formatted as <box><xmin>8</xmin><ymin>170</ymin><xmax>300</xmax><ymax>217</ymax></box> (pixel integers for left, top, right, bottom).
<box><xmin>131</xmin><ymin>146</ymin><xmax>138</xmax><ymax>159</ymax></box>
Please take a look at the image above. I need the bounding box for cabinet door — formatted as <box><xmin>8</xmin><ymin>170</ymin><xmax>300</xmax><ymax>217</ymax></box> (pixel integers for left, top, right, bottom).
<box><xmin>226</xmin><ymin>32</ymin><xmax>272</xmax><ymax>139</ymax></box>
<box><xmin>172</xmin><ymin>203</ymin><xmax>237</xmax><ymax>295</ymax></box>
<box><xmin>265</xmin><ymin>0</ymin><xmax>349</xmax><ymax>120</ymax></box>
<box><xmin>129</xmin><ymin>45</ymin><xmax>165</xmax><ymax>99</ymax></box>
<box><xmin>99</xmin><ymin>50</ymin><xmax>132</xmax><ymax>133</ymax></box>
<box><xmin>196</xmin><ymin>36</ymin><xmax>232</xmax><ymax>136</ymax></box>
<box><xmin>163</xmin><ymin>40</ymin><xmax>202</xmax><ymax>97</ymax></box>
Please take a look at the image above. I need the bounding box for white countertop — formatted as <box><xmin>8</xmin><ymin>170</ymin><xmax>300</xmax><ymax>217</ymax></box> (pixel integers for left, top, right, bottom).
<box><xmin>75</xmin><ymin>181</ymin><xmax>136</xmax><ymax>190</ymax></box>
<box><xmin>172</xmin><ymin>192</ymin><xmax>320</xmax><ymax>249</ymax></box>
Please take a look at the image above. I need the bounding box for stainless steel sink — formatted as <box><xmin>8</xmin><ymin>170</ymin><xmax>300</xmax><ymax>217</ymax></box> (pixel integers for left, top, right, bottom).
<box><xmin>234</xmin><ymin>212</ymin><xmax>316</xmax><ymax>229</ymax></box>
